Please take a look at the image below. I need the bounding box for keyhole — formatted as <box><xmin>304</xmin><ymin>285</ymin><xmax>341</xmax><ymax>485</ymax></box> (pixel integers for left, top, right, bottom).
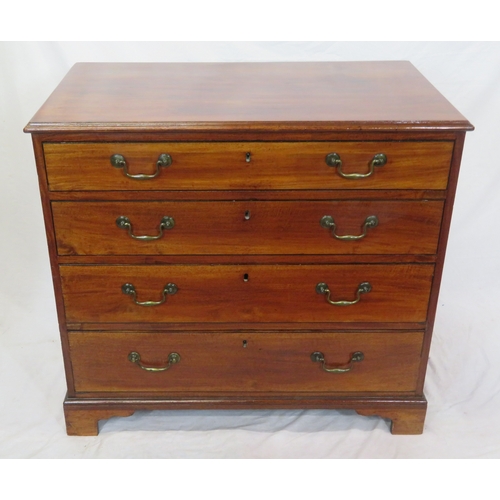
<box><xmin>245</xmin><ymin>152</ymin><xmax>251</xmax><ymax>163</ymax></box>
<box><xmin>244</xmin><ymin>210</ymin><xmax>251</xmax><ymax>220</ymax></box>
<box><xmin>243</xmin><ymin>273</ymin><xmax>249</xmax><ymax>282</ymax></box>
<box><xmin>242</xmin><ymin>340</ymin><xmax>248</xmax><ymax>348</ymax></box>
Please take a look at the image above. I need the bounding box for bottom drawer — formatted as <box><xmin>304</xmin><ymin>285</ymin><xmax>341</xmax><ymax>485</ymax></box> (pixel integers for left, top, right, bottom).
<box><xmin>69</xmin><ymin>331</ymin><xmax>423</xmax><ymax>394</ymax></box>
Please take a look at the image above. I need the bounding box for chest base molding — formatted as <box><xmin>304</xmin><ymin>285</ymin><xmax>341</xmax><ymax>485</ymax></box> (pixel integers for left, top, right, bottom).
<box><xmin>63</xmin><ymin>395</ymin><xmax>427</xmax><ymax>436</ymax></box>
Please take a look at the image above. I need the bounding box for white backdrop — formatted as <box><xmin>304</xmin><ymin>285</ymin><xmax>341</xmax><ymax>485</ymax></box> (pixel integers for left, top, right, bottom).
<box><xmin>1</xmin><ymin>41</ymin><xmax>499</xmax><ymax>458</ymax></box>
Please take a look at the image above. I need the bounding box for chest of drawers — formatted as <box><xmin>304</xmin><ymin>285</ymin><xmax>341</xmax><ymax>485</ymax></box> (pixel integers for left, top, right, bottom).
<box><xmin>25</xmin><ymin>61</ymin><xmax>473</xmax><ymax>435</ymax></box>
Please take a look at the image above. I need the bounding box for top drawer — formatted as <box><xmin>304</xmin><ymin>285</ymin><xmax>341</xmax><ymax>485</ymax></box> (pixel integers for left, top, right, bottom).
<box><xmin>43</xmin><ymin>142</ymin><xmax>453</xmax><ymax>191</ymax></box>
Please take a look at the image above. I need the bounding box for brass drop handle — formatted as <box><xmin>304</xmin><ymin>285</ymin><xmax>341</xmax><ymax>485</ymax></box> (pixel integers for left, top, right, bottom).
<box><xmin>311</xmin><ymin>351</ymin><xmax>364</xmax><ymax>373</ymax></box>
<box><xmin>325</xmin><ymin>152</ymin><xmax>387</xmax><ymax>179</ymax></box>
<box><xmin>320</xmin><ymin>215</ymin><xmax>378</xmax><ymax>240</ymax></box>
<box><xmin>128</xmin><ymin>351</ymin><xmax>181</xmax><ymax>372</ymax></box>
<box><xmin>122</xmin><ymin>283</ymin><xmax>177</xmax><ymax>306</ymax></box>
<box><xmin>116</xmin><ymin>215</ymin><xmax>175</xmax><ymax>241</ymax></box>
<box><xmin>316</xmin><ymin>281</ymin><xmax>371</xmax><ymax>306</ymax></box>
<box><xmin>110</xmin><ymin>153</ymin><xmax>172</xmax><ymax>180</ymax></box>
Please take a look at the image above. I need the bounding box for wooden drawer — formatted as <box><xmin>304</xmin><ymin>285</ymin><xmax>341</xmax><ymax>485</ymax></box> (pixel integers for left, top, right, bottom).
<box><xmin>53</xmin><ymin>200</ymin><xmax>444</xmax><ymax>256</ymax></box>
<box><xmin>60</xmin><ymin>264</ymin><xmax>434</xmax><ymax>324</ymax></box>
<box><xmin>44</xmin><ymin>141</ymin><xmax>453</xmax><ymax>191</ymax></box>
<box><xmin>69</xmin><ymin>331</ymin><xmax>424</xmax><ymax>393</ymax></box>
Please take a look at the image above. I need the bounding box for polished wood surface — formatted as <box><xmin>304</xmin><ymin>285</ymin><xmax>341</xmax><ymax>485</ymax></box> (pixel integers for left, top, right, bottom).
<box><xmin>57</xmin><ymin>255</ymin><xmax>437</xmax><ymax>266</ymax></box>
<box><xmin>44</xmin><ymin>141</ymin><xmax>453</xmax><ymax>191</ymax></box>
<box><xmin>25</xmin><ymin>62</ymin><xmax>472</xmax><ymax>434</ymax></box>
<box><xmin>25</xmin><ymin>62</ymin><xmax>473</xmax><ymax>132</ymax></box>
<box><xmin>63</xmin><ymin>394</ymin><xmax>427</xmax><ymax>435</ymax></box>
<box><xmin>33</xmin><ymin>130</ymin><xmax>462</xmax><ymax>144</ymax></box>
<box><xmin>64</xmin><ymin>407</ymin><xmax>134</xmax><ymax>436</ymax></box>
<box><xmin>31</xmin><ymin>137</ymin><xmax>76</xmax><ymax>396</ymax></box>
<box><xmin>47</xmin><ymin>188</ymin><xmax>447</xmax><ymax>202</ymax></box>
<box><xmin>356</xmin><ymin>407</ymin><xmax>426</xmax><ymax>434</ymax></box>
<box><xmin>52</xmin><ymin>200</ymin><xmax>444</xmax><ymax>256</ymax></box>
<box><xmin>416</xmin><ymin>131</ymin><xmax>467</xmax><ymax>394</ymax></box>
<box><xmin>60</xmin><ymin>264</ymin><xmax>434</xmax><ymax>324</ymax></box>
<box><xmin>67</xmin><ymin>408</ymin><xmax>424</xmax><ymax>435</ymax></box>
<box><xmin>69</xmin><ymin>331</ymin><xmax>423</xmax><ymax>393</ymax></box>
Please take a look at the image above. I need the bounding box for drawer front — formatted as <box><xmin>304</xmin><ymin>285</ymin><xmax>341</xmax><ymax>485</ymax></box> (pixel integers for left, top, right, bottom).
<box><xmin>69</xmin><ymin>331</ymin><xmax>423</xmax><ymax>393</ymax></box>
<box><xmin>60</xmin><ymin>264</ymin><xmax>434</xmax><ymax>324</ymax></box>
<box><xmin>53</xmin><ymin>200</ymin><xmax>444</xmax><ymax>256</ymax></box>
<box><xmin>44</xmin><ymin>142</ymin><xmax>453</xmax><ymax>191</ymax></box>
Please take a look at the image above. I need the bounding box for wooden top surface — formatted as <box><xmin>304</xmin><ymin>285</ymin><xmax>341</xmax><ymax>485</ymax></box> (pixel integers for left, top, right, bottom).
<box><xmin>25</xmin><ymin>61</ymin><xmax>473</xmax><ymax>133</ymax></box>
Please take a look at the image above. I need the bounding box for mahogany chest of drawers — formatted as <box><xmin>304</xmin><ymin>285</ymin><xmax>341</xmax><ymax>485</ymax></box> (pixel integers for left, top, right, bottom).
<box><xmin>25</xmin><ymin>61</ymin><xmax>473</xmax><ymax>435</ymax></box>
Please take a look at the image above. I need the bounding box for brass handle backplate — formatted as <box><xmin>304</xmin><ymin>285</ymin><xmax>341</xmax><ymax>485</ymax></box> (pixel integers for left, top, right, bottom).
<box><xmin>325</xmin><ymin>152</ymin><xmax>387</xmax><ymax>179</ymax></box>
<box><xmin>110</xmin><ymin>153</ymin><xmax>172</xmax><ymax>180</ymax></box>
<box><xmin>316</xmin><ymin>281</ymin><xmax>371</xmax><ymax>306</ymax></box>
<box><xmin>116</xmin><ymin>215</ymin><xmax>175</xmax><ymax>241</ymax></box>
<box><xmin>122</xmin><ymin>283</ymin><xmax>177</xmax><ymax>306</ymax></box>
<box><xmin>311</xmin><ymin>351</ymin><xmax>364</xmax><ymax>373</ymax></box>
<box><xmin>128</xmin><ymin>351</ymin><xmax>181</xmax><ymax>372</ymax></box>
<box><xmin>320</xmin><ymin>215</ymin><xmax>378</xmax><ymax>240</ymax></box>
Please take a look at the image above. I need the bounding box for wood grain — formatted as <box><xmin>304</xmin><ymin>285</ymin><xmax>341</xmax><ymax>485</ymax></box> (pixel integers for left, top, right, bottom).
<box><xmin>30</xmin><ymin>130</ymin><xmax>461</xmax><ymax>144</ymax></box>
<box><xmin>65</xmin><ymin>321</ymin><xmax>427</xmax><ymax>332</ymax></box>
<box><xmin>63</xmin><ymin>394</ymin><xmax>427</xmax><ymax>435</ymax></box>
<box><xmin>57</xmin><ymin>254</ymin><xmax>437</xmax><ymax>266</ymax></box>
<box><xmin>52</xmin><ymin>200</ymin><xmax>444</xmax><ymax>256</ymax></box>
<box><xmin>356</xmin><ymin>406</ymin><xmax>426</xmax><ymax>434</ymax></box>
<box><xmin>59</xmin><ymin>263</ymin><xmax>434</xmax><ymax>324</ymax></box>
<box><xmin>64</xmin><ymin>406</ymin><xmax>134</xmax><ymax>436</ymax></box>
<box><xmin>47</xmin><ymin>189</ymin><xmax>447</xmax><ymax>202</ymax></box>
<box><xmin>43</xmin><ymin>141</ymin><xmax>453</xmax><ymax>191</ymax></box>
<box><xmin>31</xmin><ymin>136</ymin><xmax>77</xmax><ymax>396</ymax></box>
<box><xmin>68</xmin><ymin>331</ymin><xmax>424</xmax><ymax>393</ymax></box>
<box><xmin>416</xmin><ymin>132</ymin><xmax>467</xmax><ymax>394</ymax></box>
<box><xmin>24</xmin><ymin>62</ymin><xmax>473</xmax><ymax>132</ymax></box>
